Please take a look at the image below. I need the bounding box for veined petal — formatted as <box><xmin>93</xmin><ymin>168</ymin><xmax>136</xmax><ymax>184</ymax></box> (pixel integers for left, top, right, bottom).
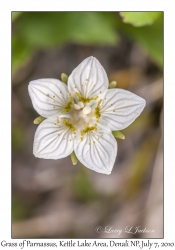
<box><xmin>100</xmin><ymin>89</ymin><xmax>146</xmax><ymax>130</ymax></box>
<box><xmin>68</xmin><ymin>56</ymin><xmax>108</xmax><ymax>101</ymax></box>
<box><xmin>33</xmin><ymin>117</ymin><xmax>74</xmax><ymax>159</ymax></box>
<box><xmin>28</xmin><ymin>79</ymin><xmax>70</xmax><ymax>118</ymax></box>
<box><xmin>74</xmin><ymin>129</ymin><xmax>117</xmax><ymax>175</ymax></box>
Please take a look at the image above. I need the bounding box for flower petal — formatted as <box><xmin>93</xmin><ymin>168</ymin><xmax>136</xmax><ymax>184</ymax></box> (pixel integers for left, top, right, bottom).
<box><xmin>99</xmin><ymin>89</ymin><xmax>146</xmax><ymax>130</ymax></box>
<box><xmin>33</xmin><ymin>117</ymin><xmax>74</xmax><ymax>159</ymax></box>
<box><xmin>68</xmin><ymin>56</ymin><xmax>108</xmax><ymax>100</ymax></box>
<box><xmin>28</xmin><ymin>79</ymin><xmax>70</xmax><ymax>118</ymax></box>
<box><xmin>74</xmin><ymin>129</ymin><xmax>117</xmax><ymax>175</ymax></box>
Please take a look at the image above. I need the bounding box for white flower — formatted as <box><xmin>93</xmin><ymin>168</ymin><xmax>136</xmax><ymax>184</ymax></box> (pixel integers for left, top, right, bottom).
<box><xmin>28</xmin><ymin>56</ymin><xmax>146</xmax><ymax>175</ymax></box>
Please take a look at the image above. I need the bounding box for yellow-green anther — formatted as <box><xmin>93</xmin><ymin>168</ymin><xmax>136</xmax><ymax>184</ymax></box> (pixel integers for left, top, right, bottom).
<box><xmin>109</xmin><ymin>81</ymin><xmax>117</xmax><ymax>89</ymax></box>
<box><xmin>33</xmin><ymin>116</ymin><xmax>46</xmax><ymax>124</ymax></box>
<box><xmin>112</xmin><ymin>131</ymin><xmax>125</xmax><ymax>140</ymax></box>
<box><xmin>71</xmin><ymin>151</ymin><xmax>78</xmax><ymax>165</ymax></box>
<box><xmin>61</xmin><ymin>73</ymin><xmax>68</xmax><ymax>84</ymax></box>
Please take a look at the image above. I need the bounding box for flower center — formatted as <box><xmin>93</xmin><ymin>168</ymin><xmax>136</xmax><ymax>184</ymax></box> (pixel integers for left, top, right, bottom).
<box><xmin>73</xmin><ymin>102</ymin><xmax>92</xmax><ymax>115</ymax></box>
<box><xmin>71</xmin><ymin>102</ymin><xmax>95</xmax><ymax>130</ymax></box>
<box><xmin>59</xmin><ymin>100</ymin><xmax>100</xmax><ymax>141</ymax></box>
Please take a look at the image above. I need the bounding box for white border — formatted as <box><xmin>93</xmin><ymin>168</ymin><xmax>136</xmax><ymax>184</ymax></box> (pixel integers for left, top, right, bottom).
<box><xmin>1</xmin><ymin>0</ymin><xmax>175</xmax><ymax>248</ymax></box>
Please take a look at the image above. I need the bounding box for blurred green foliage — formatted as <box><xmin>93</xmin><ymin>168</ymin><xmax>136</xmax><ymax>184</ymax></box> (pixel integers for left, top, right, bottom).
<box><xmin>120</xmin><ymin>11</ymin><xmax>161</xmax><ymax>27</ymax></box>
<box><xmin>73</xmin><ymin>167</ymin><xmax>98</xmax><ymax>203</ymax></box>
<box><xmin>12</xmin><ymin>12</ymin><xmax>163</xmax><ymax>74</ymax></box>
<box><xmin>12</xmin><ymin>126</ymin><xmax>24</xmax><ymax>151</ymax></box>
<box><xmin>124</xmin><ymin>132</ymin><xmax>158</xmax><ymax>198</ymax></box>
<box><xmin>12</xmin><ymin>12</ymin><xmax>22</xmax><ymax>22</ymax></box>
<box><xmin>12</xmin><ymin>12</ymin><xmax>118</xmax><ymax>74</ymax></box>
<box><xmin>17</xmin><ymin>12</ymin><xmax>117</xmax><ymax>47</ymax></box>
<box><xmin>116</xmin><ymin>13</ymin><xmax>163</xmax><ymax>68</ymax></box>
<box><xmin>12</xmin><ymin>196</ymin><xmax>30</xmax><ymax>222</ymax></box>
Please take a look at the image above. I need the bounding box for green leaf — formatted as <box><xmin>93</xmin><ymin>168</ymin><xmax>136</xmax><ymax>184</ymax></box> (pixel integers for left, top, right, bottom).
<box><xmin>15</xmin><ymin>12</ymin><xmax>118</xmax><ymax>48</ymax></box>
<box><xmin>116</xmin><ymin>13</ymin><xmax>163</xmax><ymax>68</ymax></box>
<box><xmin>120</xmin><ymin>11</ymin><xmax>161</xmax><ymax>27</ymax></box>
<box><xmin>12</xmin><ymin>12</ymin><xmax>119</xmax><ymax>75</ymax></box>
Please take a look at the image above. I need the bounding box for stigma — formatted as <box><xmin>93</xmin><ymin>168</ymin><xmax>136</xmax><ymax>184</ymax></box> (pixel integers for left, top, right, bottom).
<box><xmin>74</xmin><ymin>102</ymin><xmax>84</xmax><ymax>110</ymax></box>
<box><xmin>74</xmin><ymin>102</ymin><xmax>92</xmax><ymax>115</ymax></box>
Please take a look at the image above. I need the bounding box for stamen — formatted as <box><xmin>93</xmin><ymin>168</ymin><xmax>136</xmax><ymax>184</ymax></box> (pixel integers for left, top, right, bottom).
<box><xmin>95</xmin><ymin>99</ymin><xmax>102</xmax><ymax>118</ymax></box>
<box><xmin>82</xmin><ymin>106</ymin><xmax>91</xmax><ymax>115</ymax></box>
<box><xmin>57</xmin><ymin>116</ymin><xmax>60</xmax><ymax>123</ymax></box>
<box><xmin>61</xmin><ymin>94</ymin><xmax>73</xmax><ymax>113</ymax></box>
<box><xmin>75</xmin><ymin>92</ymin><xmax>98</xmax><ymax>104</ymax></box>
<box><xmin>80</xmin><ymin>125</ymin><xmax>97</xmax><ymax>138</ymax></box>
<box><xmin>59</xmin><ymin>114</ymin><xmax>72</xmax><ymax>119</ymax></box>
<box><xmin>74</xmin><ymin>101</ymin><xmax>84</xmax><ymax>110</ymax></box>
<box><xmin>62</xmin><ymin>120</ymin><xmax>76</xmax><ymax>132</ymax></box>
<box><xmin>78</xmin><ymin>102</ymin><xmax>84</xmax><ymax>108</ymax></box>
<box><xmin>74</xmin><ymin>104</ymin><xmax>81</xmax><ymax>110</ymax></box>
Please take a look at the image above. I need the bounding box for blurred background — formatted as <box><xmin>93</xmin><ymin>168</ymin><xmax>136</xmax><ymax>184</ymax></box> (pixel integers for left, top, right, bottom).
<box><xmin>12</xmin><ymin>12</ymin><xmax>163</xmax><ymax>238</ymax></box>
